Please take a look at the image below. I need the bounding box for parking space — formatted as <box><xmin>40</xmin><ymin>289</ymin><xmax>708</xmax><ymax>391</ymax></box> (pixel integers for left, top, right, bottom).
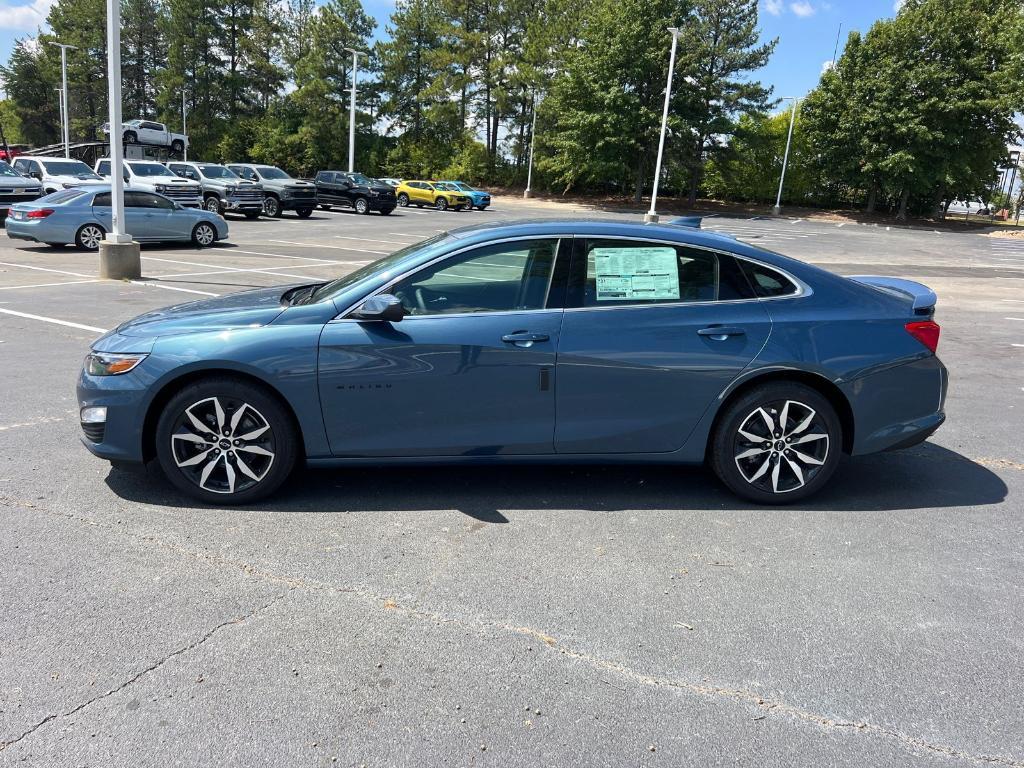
<box><xmin>1</xmin><ymin>200</ymin><xmax>1023</xmax><ymax>766</ymax></box>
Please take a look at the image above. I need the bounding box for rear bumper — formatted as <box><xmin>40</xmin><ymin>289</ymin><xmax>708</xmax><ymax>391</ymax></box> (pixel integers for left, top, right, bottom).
<box><xmin>845</xmin><ymin>354</ymin><xmax>948</xmax><ymax>455</ymax></box>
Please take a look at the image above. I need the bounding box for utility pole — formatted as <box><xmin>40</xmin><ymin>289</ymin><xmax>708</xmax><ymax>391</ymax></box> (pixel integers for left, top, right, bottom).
<box><xmin>48</xmin><ymin>42</ymin><xmax>77</xmax><ymax>158</ymax></box>
<box><xmin>773</xmin><ymin>97</ymin><xmax>799</xmax><ymax>216</ymax></box>
<box><xmin>344</xmin><ymin>48</ymin><xmax>366</xmax><ymax>173</ymax></box>
<box><xmin>644</xmin><ymin>27</ymin><xmax>681</xmax><ymax>224</ymax></box>
<box><xmin>524</xmin><ymin>92</ymin><xmax>539</xmax><ymax>199</ymax></box>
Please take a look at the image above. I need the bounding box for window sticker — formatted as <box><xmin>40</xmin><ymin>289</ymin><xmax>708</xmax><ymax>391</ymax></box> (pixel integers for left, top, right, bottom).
<box><xmin>593</xmin><ymin>247</ymin><xmax>680</xmax><ymax>301</ymax></box>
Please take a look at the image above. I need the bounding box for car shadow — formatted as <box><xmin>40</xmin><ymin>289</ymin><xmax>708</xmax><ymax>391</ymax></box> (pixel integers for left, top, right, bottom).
<box><xmin>104</xmin><ymin>442</ymin><xmax>1008</xmax><ymax>520</ymax></box>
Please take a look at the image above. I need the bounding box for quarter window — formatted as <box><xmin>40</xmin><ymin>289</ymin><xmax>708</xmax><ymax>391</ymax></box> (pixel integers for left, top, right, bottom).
<box><xmin>580</xmin><ymin>239</ymin><xmax>752</xmax><ymax>307</ymax></box>
<box><xmin>737</xmin><ymin>260</ymin><xmax>799</xmax><ymax>298</ymax></box>
<box><xmin>389</xmin><ymin>239</ymin><xmax>559</xmax><ymax>316</ymax></box>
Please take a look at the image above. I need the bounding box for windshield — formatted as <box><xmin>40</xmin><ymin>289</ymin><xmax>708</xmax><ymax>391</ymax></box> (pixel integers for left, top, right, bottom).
<box><xmin>0</xmin><ymin>161</ymin><xmax>19</xmax><ymax>178</ymax></box>
<box><xmin>452</xmin><ymin>182</ymin><xmax>474</xmax><ymax>191</ymax></box>
<box><xmin>128</xmin><ymin>162</ymin><xmax>175</xmax><ymax>177</ymax></box>
<box><xmin>307</xmin><ymin>233</ymin><xmax>452</xmax><ymax>304</ymax></box>
<box><xmin>346</xmin><ymin>173</ymin><xmax>374</xmax><ymax>186</ymax></box>
<box><xmin>40</xmin><ymin>189</ymin><xmax>88</xmax><ymax>204</ymax></box>
<box><xmin>197</xmin><ymin>164</ymin><xmax>238</xmax><ymax>179</ymax></box>
<box><xmin>41</xmin><ymin>160</ymin><xmax>100</xmax><ymax>177</ymax></box>
<box><xmin>435</xmin><ymin>182</ymin><xmax>458</xmax><ymax>191</ymax></box>
<box><xmin>256</xmin><ymin>166</ymin><xmax>291</xmax><ymax>179</ymax></box>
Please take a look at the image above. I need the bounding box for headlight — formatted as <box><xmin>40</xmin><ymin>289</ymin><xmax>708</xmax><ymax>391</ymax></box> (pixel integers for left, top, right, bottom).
<box><xmin>85</xmin><ymin>352</ymin><xmax>148</xmax><ymax>376</ymax></box>
<box><xmin>27</xmin><ymin>187</ymin><xmax>41</xmax><ymax>194</ymax></box>
<box><xmin>224</xmin><ymin>185</ymin><xmax>236</xmax><ymax>195</ymax></box>
<box><xmin>155</xmin><ymin>184</ymin><xmax>167</xmax><ymax>193</ymax></box>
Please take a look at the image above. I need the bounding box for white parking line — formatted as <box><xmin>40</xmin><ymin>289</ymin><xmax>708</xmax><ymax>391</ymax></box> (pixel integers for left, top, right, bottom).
<box><xmin>129</xmin><ymin>280</ymin><xmax>220</xmax><ymax>296</ymax></box>
<box><xmin>388</xmin><ymin>233</ymin><xmax>435</xmax><ymax>239</ymax></box>
<box><xmin>1002</xmin><ymin>299</ymin><xmax>1024</xmax><ymax>303</ymax></box>
<box><xmin>334</xmin><ymin>235</ymin><xmax>412</xmax><ymax>245</ymax></box>
<box><xmin>0</xmin><ymin>279</ymin><xmax>100</xmax><ymax>291</ymax></box>
<box><xmin>0</xmin><ymin>261</ymin><xmax>94</xmax><ymax>278</ymax></box>
<box><xmin>210</xmin><ymin>247</ymin><xmax>347</xmax><ymax>264</ymax></box>
<box><xmin>140</xmin><ymin>255</ymin><xmax>331</xmax><ymax>281</ymax></box>
<box><xmin>159</xmin><ymin>259</ymin><xmax>364</xmax><ymax>279</ymax></box>
<box><xmin>0</xmin><ymin>307</ymin><xmax>106</xmax><ymax>333</ymax></box>
<box><xmin>1006</xmin><ymin>317</ymin><xmax>1024</xmax><ymax>322</ymax></box>
<box><xmin>269</xmin><ymin>240</ymin><xmax>388</xmax><ymax>254</ymax></box>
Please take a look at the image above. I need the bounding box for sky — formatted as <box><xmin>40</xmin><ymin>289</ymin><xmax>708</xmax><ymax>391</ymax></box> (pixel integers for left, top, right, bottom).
<box><xmin>0</xmin><ymin>0</ymin><xmax>903</xmax><ymax>102</ymax></box>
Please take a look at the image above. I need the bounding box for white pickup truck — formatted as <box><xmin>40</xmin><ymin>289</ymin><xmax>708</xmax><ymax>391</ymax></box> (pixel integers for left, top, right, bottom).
<box><xmin>101</xmin><ymin>119</ymin><xmax>189</xmax><ymax>154</ymax></box>
<box><xmin>94</xmin><ymin>159</ymin><xmax>203</xmax><ymax>207</ymax></box>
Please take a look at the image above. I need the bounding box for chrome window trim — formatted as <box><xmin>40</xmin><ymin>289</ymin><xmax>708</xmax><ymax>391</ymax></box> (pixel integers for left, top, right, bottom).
<box><xmin>331</xmin><ymin>234</ymin><xmax>571</xmax><ymax>322</ymax></box>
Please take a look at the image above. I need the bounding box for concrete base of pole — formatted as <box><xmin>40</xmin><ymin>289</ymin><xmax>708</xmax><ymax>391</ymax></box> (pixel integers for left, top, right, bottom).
<box><xmin>771</xmin><ymin>205</ymin><xmax>782</xmax><ymax>216</ymax></box>
<box><xmin>643</xmin><ymin>212</ymin><xmax>660</xmax><ymax>223</ymax></box>
<box><xmin>523</xmin><ymin>189</ymin><xmax>532</xmax><ymax>199</ymax></box>
<box><xmin>99</xmin><ymin>240</ymin><xmax>141</xmax><ymax>279</ymax></box>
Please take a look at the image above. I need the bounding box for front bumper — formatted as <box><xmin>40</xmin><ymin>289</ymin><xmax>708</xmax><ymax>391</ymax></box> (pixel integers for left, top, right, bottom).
<box><xmin>279</xmin><ymin>193</ymin><xmax>319</xmax><ymax>210</ymax></box>
<box><xmin>77</xmin><ymin>366</ymin><xmax>152</xmax><ymax>463</ymax></box>
<box><xmin>367</xmin><ymin>195</ymin><xmax>396</xmax><ymax>211</ymax></box>
<box><xmin>223</xmin><ymin>193</ymin><xmax>265</xmax><ymax>212</ymax></box>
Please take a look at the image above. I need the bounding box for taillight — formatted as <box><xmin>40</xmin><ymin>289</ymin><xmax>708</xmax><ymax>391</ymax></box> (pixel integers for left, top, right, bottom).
<box><xmin>905</xmin><ymin>320</ymin><xmax>940</xmax><ymax>353</ymax></box>
<box><xmin>26</xmin><ymin>208</ymin><xmax>55</xmax><ymax>219</ymax></box>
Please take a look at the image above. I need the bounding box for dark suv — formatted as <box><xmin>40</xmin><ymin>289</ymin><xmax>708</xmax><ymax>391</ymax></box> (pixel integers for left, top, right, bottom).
<box><xmin>314</xmin><ymin>171</ymin><xmax>396</xmax><ymax>215</ymax></box>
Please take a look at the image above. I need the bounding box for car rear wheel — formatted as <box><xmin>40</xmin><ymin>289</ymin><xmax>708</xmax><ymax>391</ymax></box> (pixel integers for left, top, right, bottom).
<box><xmin>396</xmin><ymin>193</ymin><xmax>409</xmax><ymax>207</ymax></box>
<box><xmin>204</xmin><ymin>196</ymin><xmax>221</xmax><ymax>213</ymax></box>
<box><xmin>75</xmin><ymin>223</ymin><xmax>105</xmax><ymax>251</ymax></box>
<box><xmin>192</xmin><ymin>222</ymin><xmax>217</xmax><ymax>246</ymax></box>
<box><xmin>710</xmin><ymin>382</ymin><xmax>842</xmax><ymax>504</ymax></box>
<box><xmin>354</xmin><ymin>197</ymin><xmax>370</xmax><ymax>215</ymax></box>
<box><xmin>124</xmin><ymin>131</ymin><xmax>137</xmax><ymax>144</ymax></box>
<box><xmin>295</xmin><ymin>207</ymin><xmax>313</xmax><ymax>218</ymax></box>
<box><xmin>434</xmin><ymin>197</ymin><xmax>448</xmax><ymax>211</ymax></box>
<box><xmin>155</xmin><ymin>378</ymin><xmax>298</xmax><ymax>504</ymax></box>
<box><xmin>171</xmin><ymin>140</ymin><xmax>184</xmax><ymax>154</ymax></box>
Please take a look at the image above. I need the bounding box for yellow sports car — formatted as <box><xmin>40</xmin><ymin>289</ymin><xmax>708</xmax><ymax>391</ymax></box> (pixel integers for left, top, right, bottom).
<box><xmin>395</xmin><ymin>180</ymin><xmax>471</xmax><ymax>211</ymax></box>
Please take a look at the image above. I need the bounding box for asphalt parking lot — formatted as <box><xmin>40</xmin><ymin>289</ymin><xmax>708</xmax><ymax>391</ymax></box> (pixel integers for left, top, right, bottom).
<box><xmin>1</xmin><ymin>199</ymin><xmax>1022</xmax><ymax>767</ymax></box>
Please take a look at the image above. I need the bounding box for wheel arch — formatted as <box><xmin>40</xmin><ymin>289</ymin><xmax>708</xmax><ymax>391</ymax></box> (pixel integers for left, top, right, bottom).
<box><xmin>705</xmin><ymin>369</ymin><xmax>855</xmax><ymax>458</ymax></box>
<box><xmin>141</xmin><ymin>367</ymin><xmax>306</xmax><ymax>464</ymax></box>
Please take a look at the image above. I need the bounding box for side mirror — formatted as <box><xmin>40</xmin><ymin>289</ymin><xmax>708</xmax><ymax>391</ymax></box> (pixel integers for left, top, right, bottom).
<box><xmin>351</xmin><ymin>294</ymin><xmax>406</xmax><ymax>323</ymax></box>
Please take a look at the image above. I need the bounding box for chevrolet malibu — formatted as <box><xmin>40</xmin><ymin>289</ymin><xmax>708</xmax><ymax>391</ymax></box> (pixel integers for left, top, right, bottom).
<box><xmin>6</xmin><ymin>185</ymin><xmax>228</xmax><ymax>250</ymax></box>
<box><xmin>77</xmin><ymin>218</ymin><xmax>947</xmax><ymax>504</ymax></box>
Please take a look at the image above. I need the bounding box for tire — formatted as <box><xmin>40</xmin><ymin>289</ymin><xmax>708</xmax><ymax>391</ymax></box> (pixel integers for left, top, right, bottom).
<box><xmin>379</xmin><ymin>207</ymin><xmax>394</xmax><ymax>216</ymax></box>
<box><xmin>396</xmin><ymin>193</ymin><xmax>409</xmax><ymax>207</ymax></box>
<box><xmin>434</xmin><ymin>197</ymin><xmax>448</xmax><ymax>211</ymax></box>
<box><xmin>171</xmin><ymin>140</ymin><xmax>184</xmax><ymax>155</ymax></box>
<box><xmin>244</xmin><ymin>211</ymin><xmax>261</xmax><ymax>219</ymax></box>
<box><xmin>204</xmin><ymin>196</ymin><xmax>221</xmax><ymax>214</ymax></box>
<box><xmin>192</xmin><ymin>222</ymin><xmax>217</xmax><ymax>246</ymax></box>
<box><xmin>263</xmin><ymin>196</ymin><xmax>281</xmax><ymax>217</ymax></box>
<box><xmin>477</xmin><ymin>205</ymin><xmax>488</xmax><ymax>211</ymax></box>
<box><xmin>155</xmin><ymin>377</ymin><xmax>298</xmax><ymax>504</ymax></box>
<box><xmin>124</xmin><ymin>131</ymin><xmax>137</xmax><ymax>144</ymax></box>
<box><xmin>75</xmin><ymin>223</ymin><xmax>105</xmax><ymax>251</ymax></box>
<box><xmin>319</xmin><ymin>204</ymin><xmax>332</xmax><ymax>210</ymax></box>
<box><xmin>295</xmin><ymin>207</ymin><xmax>313</xmax><ymax>219</ymax></box>
<box><xmin>354</xmin><ymin>197</ymin><xmax>370</xmax><ymax>215</ymax></box>
<box><xmin>44</xmin><ymin>242</ymin><xmax>67</xmax><ymax>248</ymax></box>
<box><xmin>709</xmin><ymin>381</ymin><xmax>842</xmax><ymax>504</ymax></box>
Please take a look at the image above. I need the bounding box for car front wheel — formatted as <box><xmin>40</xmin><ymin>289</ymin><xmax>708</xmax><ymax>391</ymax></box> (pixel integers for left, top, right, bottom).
<box><xmin>204</xmin><ymin>197</ymin><xmax>221</xmax><ymax>213</ymax></box>
<box><xmin>155</xmin><ymin>378</ymin><xmax>298</xmax><ymax>504</ymax></box>
<box><xmin>295</xmin><ymin>207</ymin><xmax>313</xmax><ymax>218</ymax></box>
<box><xmin>710</xmin><ymin>382</ymin><xmax>842</xmax><ymax>504</ymax></box>
<box><xmin>192</xmin><ymin>222</ymin><xmax>217</xmax><ymax>246</ymax></box>
<box><xmin>75</xmin><ymin>223</ymin><xmax>105</xmax><ymax>251</ymax></box>
<box><xmin>263</xmin><ymin>196</ymin><xmax>281</xmax><ymax>217</ymax></box>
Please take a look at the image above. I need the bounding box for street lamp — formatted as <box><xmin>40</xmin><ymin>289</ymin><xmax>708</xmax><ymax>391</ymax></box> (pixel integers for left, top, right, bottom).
<box><xmin>48</xmin><ymin>42</ymin><xmax>77</xmax><ymax>158</ymax></box>
<box><xmin>772</xmin><ymin>97</ymin><xmax>799</xmax><ymax>216</ymax></box>
<box><xmin>181</xmin><ymin>91</ymin><xmax>188</xmax><ymax>161</ymax></box>
<box><xmin>644</xmin><ymin>27</ymin><xmax>681</xmax><ymax>224</ymax></box>
<box><xmin>524</xmin><ymin>91</ymin><xmax>539</xmax><ymax>199</ymax></box>
<box><xmin>53</xmin><ymin>88</ymin><xmax>64</xmax><ymax>150</ymax></box>
<box><xmin>344</xmin><ymin>48</ymin><xmax>367</xmax><ymax>173</ymax></box>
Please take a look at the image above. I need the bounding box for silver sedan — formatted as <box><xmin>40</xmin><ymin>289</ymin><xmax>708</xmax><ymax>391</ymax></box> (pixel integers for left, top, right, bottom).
<box><xmin>4</xmin><ymin>185</ymin><xmax>229</xmax><ymax>250</ymax></box>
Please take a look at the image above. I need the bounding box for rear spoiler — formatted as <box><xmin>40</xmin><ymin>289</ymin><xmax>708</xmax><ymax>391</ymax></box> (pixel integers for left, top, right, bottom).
<box><xmin>847</xmin><ymin>275</ymin><xmax>937</xmax><ymax>316</ymax></box>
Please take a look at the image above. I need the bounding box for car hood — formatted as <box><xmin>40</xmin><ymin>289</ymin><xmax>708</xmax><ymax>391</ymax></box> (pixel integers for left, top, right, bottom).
<box><xmin>48</xmin><ymin>173</ymin><xmax>103</xmax><ymax>185</ymax></box>
<box><xmin>0</xmin><ymin>177</ymin><xmax>39</xmax><ymax>189</ymax></box>
<box><xmin>283</xmin><ymin>179</ymin><xmax>315</xmax><ymax>188</ymax></box>
<box><xmin>106</xmin><ymin>286</ymin><xmax>292</xmax><ymax>342</ymax></box>
<box><xmin>369</xmin><ymin>183</ymin><xmax>395</xmax><ymax>193</ymax></box>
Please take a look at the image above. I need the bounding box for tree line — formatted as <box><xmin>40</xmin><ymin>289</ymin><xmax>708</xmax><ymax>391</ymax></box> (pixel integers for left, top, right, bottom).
<box><xmin>0</xmin><ymin>0</ymin><xmax>1021</xmax><ymax>219</ymax></box>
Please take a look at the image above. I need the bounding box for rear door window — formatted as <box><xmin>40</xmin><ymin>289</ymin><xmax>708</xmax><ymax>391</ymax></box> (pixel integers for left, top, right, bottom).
<box><xmin>576</xmin><ymin>239</ymin><xmax>753</xmax><ymax>307</ymax></box>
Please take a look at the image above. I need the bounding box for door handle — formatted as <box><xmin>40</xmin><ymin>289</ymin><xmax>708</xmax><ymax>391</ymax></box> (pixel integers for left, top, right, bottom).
<box><xmin>697</xmin><ymin>325</ymin><xmax>746</xmax><ymax>340</ymax></box>
<box><xmin>502</xmin><ymin>331</ymin><xmax>550</xmax><ymax>348</ymax></box>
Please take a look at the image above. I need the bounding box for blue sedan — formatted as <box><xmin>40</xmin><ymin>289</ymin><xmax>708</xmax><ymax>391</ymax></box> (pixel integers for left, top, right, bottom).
<box><xmin>437</xmin><ymin>180</ymin><xmax>491</xmax><ymax>210</ymax></box>
<box><xmin>76</xmin><ymin>218</ymin><xmax>946</xmax><ymax>504</ymax></box>
<box><xmin>6</xmin><ymin>185</ymin><xmax>228</xmax><ymax>250</ymax></box>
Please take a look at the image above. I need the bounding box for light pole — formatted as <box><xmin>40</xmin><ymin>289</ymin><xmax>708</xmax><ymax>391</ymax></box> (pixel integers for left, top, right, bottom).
<box><xmin>524</xmin><ymin>91</ymin><xmax>539</xmax><ymax>199</ymax></box>
<box><xmin>344</xmin><ymin>48</ymin><xmax>366</xmax><ymax>173</ymax></box>
<box><xmin>181</xmin><ymin>91</ymin><xmax>188</xmax><ymax>161</ymax></box>
<box><xmin>98</xmin><ymin>0</ymin><xmax>140</xmax><ymax>279</ymax></box>
<box><xmin>48</xmin><ymin>42</ymin><xmax>76</xmax><ymax>158</ymax></box>
<box><xmin>54</xmin><ymin>88</ymin><xmax>64</xmax><ymax>150</ymax></box>
<box><xmin>772</xmin><ymin>97</ymin><xmax>799</xmax><ymax>216</ymax></box>
<box><xmin>644</xmin><ymin>27</ymin><xmax>681</xmax><ymax>224</ymax></box>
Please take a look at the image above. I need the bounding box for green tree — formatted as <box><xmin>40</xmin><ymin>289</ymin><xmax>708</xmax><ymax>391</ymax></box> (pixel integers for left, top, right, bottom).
<box><xmin>0</xmin><ymin>40</ymin><xmax>59</xmax><ymax>146</ymax></box>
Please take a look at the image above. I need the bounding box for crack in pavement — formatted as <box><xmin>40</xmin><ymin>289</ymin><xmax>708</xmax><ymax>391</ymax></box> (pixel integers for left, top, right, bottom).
<box><xmin>4</xmin><ymin>494</ymin><xmax>1024</xmax><ymax>766</ymax></box>
<box><xmin>0</xmin><ymin>593</ymin><xmax>286</xmax><ymax>752</ymax></box>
